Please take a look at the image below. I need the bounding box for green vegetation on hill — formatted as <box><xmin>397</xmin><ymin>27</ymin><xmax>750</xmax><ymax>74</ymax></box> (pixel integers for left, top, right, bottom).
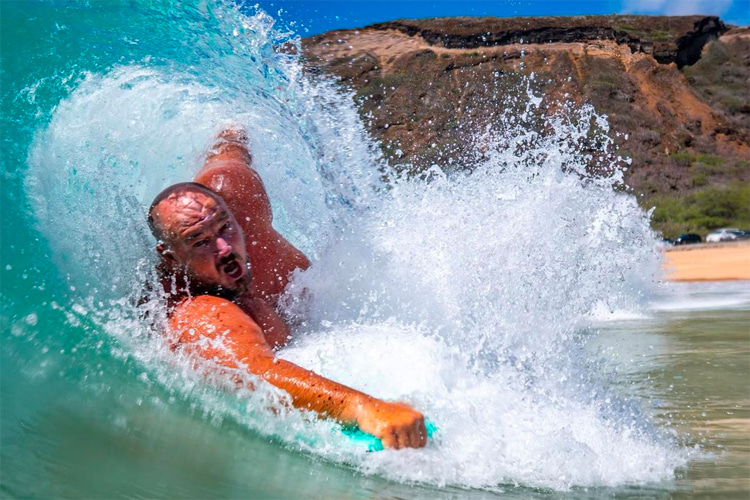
<box><xmin>648</xmin><ymin>182</ymin><xmax>750</xmax><ymax>238</ymax></box>
<box><xmin>683</xmin><ymin>35</ymin><xmax>750</xmax><ymax>123</ymax></box>
<box><xmin>651</xmin><ymin>29</ymin><xmax>750</xmax><ymax>238</ymax></box>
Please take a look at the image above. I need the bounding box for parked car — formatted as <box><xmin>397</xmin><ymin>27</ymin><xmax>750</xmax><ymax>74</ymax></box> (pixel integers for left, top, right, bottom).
<box><xmin>673</xmin><ymin>233</ymin><xmax>702</xmax><ymax>245</ymax></box>
<box><xmin>706</xmin><ymin>228</ymin><xmax>743</xmax><ymax>243</ymax></box>
<box><xmin>656</xmin><ymin>238</ymin><xmax>673</xmax><ymax>250</ymax></box>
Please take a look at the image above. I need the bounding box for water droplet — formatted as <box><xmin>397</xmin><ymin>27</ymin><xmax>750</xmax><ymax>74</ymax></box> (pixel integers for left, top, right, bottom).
<box><xmin>24</xmin><ymin>313</ymin><xmax>38</xmax><ymax>326</ymax></box>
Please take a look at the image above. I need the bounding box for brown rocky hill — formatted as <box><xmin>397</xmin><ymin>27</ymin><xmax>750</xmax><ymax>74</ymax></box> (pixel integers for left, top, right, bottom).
<box><xmin>300</xmin><ymin>16</ymin><xmax>750</xmax><ymax>238</ymax></box>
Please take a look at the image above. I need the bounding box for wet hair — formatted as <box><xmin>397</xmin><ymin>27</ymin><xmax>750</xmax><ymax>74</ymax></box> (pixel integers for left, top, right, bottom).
<box><xmin>147</xmin><ymin>182</ymin><xmax>221</xmax><ymax>240</ymax></box>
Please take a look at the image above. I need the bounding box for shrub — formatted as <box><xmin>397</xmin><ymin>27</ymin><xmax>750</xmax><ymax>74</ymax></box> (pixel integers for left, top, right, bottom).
<box><xmin>646</xmin><ymin>182</ymin><xmax>750</xmax><ymax>238</ymax></box>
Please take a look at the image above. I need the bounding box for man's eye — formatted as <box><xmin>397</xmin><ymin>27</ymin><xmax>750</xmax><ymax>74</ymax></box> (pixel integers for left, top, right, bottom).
<box><xmin>193</xmin><ymin>240</ymin><xmax>208</xmax><ymax>248</ymax></box>
<box><xmin>221</xmin><ymin>223</ymin><xmax>231</xmax><ymax>233</ymax></box>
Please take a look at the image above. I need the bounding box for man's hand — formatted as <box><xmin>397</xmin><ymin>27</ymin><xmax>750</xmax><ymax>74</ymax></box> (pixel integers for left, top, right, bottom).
<box><xmin>355</xmin><ymin>399</ymin><xmax>427</xmax><ymax>449</ymax></box>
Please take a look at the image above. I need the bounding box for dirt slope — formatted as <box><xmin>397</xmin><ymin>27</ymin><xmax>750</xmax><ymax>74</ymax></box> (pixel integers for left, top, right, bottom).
<box><xmin>301</xmin><ymin>16</ymin><xmax>750</xmax><ymax>237</ymax></box>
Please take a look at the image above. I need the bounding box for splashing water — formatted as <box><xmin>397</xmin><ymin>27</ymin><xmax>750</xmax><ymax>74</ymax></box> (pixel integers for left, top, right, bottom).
<box><xmin>9</xmin><ymin>0</ymin><xmax>687</xmax><ymax>493</ymax></box>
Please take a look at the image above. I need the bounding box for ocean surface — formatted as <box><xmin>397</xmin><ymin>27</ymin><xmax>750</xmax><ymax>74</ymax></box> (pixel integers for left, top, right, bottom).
<box><xmin>2</xmin><ymin>1</ymin><xmax>748</xmax><ymax>498</ymax></box>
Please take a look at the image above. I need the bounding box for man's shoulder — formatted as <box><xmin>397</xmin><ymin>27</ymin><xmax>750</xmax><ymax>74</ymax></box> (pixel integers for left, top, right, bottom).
<box><xmin>168</xmin><ymin>294</ymin><xmax>263</xmax><ymax>345</ymax></box>
<box><xmin>171</xmin><ymin>294</ymin><xmax>244</xmax><ymax>318</ymax></box>
<box><xmin>169</xmin><ymin>295</ymin><xmax>247</xmax><ymax>329</ymax></box>
<box><xmin>195</xmin><ymin>160</ymin><xmax>263</xmax><ymax>196</ymax></box>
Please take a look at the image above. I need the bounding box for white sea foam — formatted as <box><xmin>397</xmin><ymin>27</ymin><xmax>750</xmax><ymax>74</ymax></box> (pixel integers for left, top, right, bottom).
<box><xmin>649</xmin><ymin>281</ymin><xmax>750</xmax><ymax>312</ymax></box>
<box><xmin>24</xmin><ymin>2</ymin><xmax>686</xmax><ymax>491</ymax></box>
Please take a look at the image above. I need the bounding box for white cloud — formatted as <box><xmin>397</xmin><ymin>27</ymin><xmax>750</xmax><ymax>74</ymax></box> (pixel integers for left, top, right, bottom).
<box><xmin>620</xmin><ymin>0</ymin><xmax>734</xmax><ymax>16</ymax></box>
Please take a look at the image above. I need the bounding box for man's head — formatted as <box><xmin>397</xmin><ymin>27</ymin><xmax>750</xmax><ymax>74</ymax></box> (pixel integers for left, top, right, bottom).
<box><xmin>148</xmin><ymin>182</ymin><xmax>251</xmax><ymax>296</ymax></box>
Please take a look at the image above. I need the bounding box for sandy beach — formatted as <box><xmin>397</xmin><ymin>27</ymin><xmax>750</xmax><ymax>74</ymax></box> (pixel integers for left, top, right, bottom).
<box><xmin>663</xmin><ymin>240</ymin><xmax>750</xmax><ymax>282</ymax></box>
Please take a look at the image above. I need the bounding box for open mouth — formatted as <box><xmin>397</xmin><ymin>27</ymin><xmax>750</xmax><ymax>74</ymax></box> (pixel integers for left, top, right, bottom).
<box><xmin>221</xmin><ymin>259</ymin><xmax>244</xmax><ymax>280</ymax></box>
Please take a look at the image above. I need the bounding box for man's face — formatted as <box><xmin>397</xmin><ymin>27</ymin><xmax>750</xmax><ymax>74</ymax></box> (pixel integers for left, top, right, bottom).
<box><xmin>153</xmin><ymin>189</ymin><xmax>250</xmax><ymax>294</ymax></box>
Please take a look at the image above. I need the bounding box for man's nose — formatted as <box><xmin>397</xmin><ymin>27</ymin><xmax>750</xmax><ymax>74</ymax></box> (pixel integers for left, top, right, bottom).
<box><xmin>216</xmin><ymin>237</ymin><xmax>232</xmax><ymax>257</ymax></box>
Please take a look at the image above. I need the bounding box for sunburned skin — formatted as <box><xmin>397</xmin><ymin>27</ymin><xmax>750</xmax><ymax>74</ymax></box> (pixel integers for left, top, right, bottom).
<box><xmin>154</xmin><ymin>190</ymin><xmax>251</xmax><ymax>294</ymax></box>
<box><xmin>168</xmin><ymin>192</ymin><xmax>222</xmax><ymax>235</ymax></box>
<box><xmin>151</xmin><ymin>185</ymin><xmax>291</xmax><ymax>349</ymax></box>
<box><xmin>194</xmin><ymin>130</ymin><xmax>311</xmax><ymax>303</ymax></box>
<box><xmin>170</xmin><ymin>294</ymin><xmax>427</xmax><ymax>449</ymax></box>
<box><xmin>148</xmin><ymin>129</ymin><xmax>428</xmax><ymax>449</ymax></box>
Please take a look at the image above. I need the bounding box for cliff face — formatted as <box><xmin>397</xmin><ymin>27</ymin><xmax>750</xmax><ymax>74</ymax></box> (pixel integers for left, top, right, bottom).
<box><xmin>301</xmin><ymin>16</ymin><xmax>750</xmax><ymax>237</ymax></box>
<box><xmin>368</xmin><ymin>16</ymin><xmax>726</xmax><ymax>67</ymax></box>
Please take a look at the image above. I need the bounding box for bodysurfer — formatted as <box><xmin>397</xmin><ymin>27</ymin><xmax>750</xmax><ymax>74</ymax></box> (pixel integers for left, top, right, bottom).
<box><xmin>147</xmin><ymin>128</ymin><xmax>427</xmax><ymax>449</ymax></box>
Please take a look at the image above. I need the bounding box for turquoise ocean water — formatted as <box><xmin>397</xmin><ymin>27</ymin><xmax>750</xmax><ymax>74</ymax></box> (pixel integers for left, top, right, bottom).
<box><xmin>2</xmin><ymin>1</ymin><xmax>748</xmax><ymax>498</ymax></box>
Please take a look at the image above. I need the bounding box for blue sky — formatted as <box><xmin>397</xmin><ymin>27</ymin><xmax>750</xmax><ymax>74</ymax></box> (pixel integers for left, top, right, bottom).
<box><xmin>248</xmin><ymin>0</ymin><xmax>750</xmax><ymax>36</ymax></box>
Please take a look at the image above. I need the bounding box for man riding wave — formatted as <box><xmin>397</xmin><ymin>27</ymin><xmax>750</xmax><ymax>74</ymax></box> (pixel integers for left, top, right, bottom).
<box><xmin>147</xmin><ymin>128</ymin><xmax>427</xmax><ymax>449</ymax></box>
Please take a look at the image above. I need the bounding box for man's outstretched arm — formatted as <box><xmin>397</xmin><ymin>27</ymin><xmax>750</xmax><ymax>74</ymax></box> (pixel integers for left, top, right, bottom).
<box><xmin>169</xmin><ymin>295</ymin><xmax>427</xmax><ymax>449</ymax></box>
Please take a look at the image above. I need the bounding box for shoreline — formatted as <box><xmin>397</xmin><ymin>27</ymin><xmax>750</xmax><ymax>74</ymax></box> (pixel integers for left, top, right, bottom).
<box><xmin>663</xmin><ymin>240</ymin><xmax>750</xmax><ymax>282</ymax></box>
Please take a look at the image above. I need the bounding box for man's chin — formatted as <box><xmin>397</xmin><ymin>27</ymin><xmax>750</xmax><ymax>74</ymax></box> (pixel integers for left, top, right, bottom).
<box><xmin>180</xmin><ymin>263</ymin><xmax>251</xmax><ymax>298</ymax></box>
<box><xmin>220</xmin><ymin>274</ymin><xmax>251</xmax><ymax>295</ymax></box>
<box><xmin>188</xmin><ymin>278</ymin><xmax>245</xmax><ymax>300</ymax></box>
<box><xmin>227</xmin><ymin>279</ymin><xmax>250</xmax><ymax>295</ymax></box>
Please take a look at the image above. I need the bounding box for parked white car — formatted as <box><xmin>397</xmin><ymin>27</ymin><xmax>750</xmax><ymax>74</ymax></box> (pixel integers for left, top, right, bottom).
<box><xmin>706</xmin><ymin>228</ymin><xmax>742</xmax><ymax>242</ymax></box>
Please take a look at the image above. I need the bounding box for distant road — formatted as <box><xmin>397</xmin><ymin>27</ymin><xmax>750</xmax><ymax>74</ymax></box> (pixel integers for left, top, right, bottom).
<box><xmin>664</xmin><ymin>240</ymin><xmax>750</xmax><ymax>281</ymax></box>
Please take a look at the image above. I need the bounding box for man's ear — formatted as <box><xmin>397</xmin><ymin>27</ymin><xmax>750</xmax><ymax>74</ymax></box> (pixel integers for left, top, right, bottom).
<box><xmin>156</xmin><ymin>243</ymin><xmax>176</xmax><ymax>265</ymax></box>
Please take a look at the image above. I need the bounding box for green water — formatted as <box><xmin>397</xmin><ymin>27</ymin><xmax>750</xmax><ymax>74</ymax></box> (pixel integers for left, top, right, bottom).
<box><xmin>3</xmin><ymin>285</ymin><xmax>749</xmax><ymax>498</ymax></box>
<box><xmin>593</xmin><ymin>302</ymin><xmax>750</xmax><ymax>499</ymax></box>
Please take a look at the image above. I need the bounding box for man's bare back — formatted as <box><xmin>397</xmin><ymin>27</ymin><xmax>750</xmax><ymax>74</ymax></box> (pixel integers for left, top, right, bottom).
<box><xmin>195</xmin><ymin>128</ymin><xmax>310</xmax><ymax>302</ymax></box>
<box><xmin>147</xmin><ymin>128</ymin><xmax>428</xmax><ymax>449</ymax></box>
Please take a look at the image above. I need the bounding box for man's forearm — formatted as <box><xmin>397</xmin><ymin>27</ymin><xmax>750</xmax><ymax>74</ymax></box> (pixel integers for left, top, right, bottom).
<box><xmin>247</xmin><ymin>354</ymin><xmax>427</xmax><ymax>449</ymax></box>
<box><xmin>249</xmin><ymin>354</ymin><xmax>370</xmax><ymax>424</ymax></box>
<box><xmin>170</xmin><ymin>296</ymin><xmax>427</xmax><ymax>448</ymax></box>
